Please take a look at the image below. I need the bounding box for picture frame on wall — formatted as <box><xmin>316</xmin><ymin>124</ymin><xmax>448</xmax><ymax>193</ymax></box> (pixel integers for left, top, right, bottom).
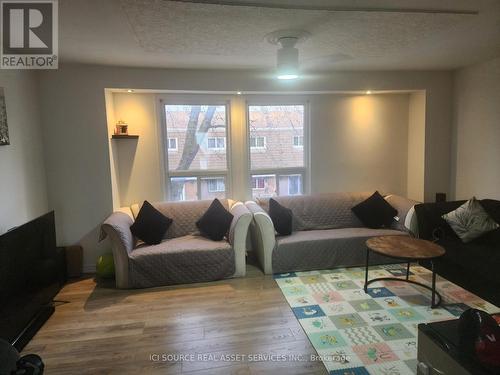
<box><xmin>0</xmin><ymin>88</ymin><xmax>8</xmax><ymax>146</ymax></box>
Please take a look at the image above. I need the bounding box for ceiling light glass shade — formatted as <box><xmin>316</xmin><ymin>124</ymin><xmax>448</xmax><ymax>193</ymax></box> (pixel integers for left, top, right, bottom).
<box><xmin>276</xmin><ymin>38</ymin><xmax>299</xmax><ymax>80</ymax></box>
<box><xmin>277</xmin><ymin>74</ymin><xmax>299</xmax><ymax>80</ymax></box>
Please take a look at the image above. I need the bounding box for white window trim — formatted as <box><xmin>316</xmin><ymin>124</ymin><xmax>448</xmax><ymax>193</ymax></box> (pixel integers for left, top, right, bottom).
<box><xmin>250</xmin><ymin>135</ymin><xmax>266</xmax><ymax>150</ymax></box>
<box><xmin>167</xmin><ymin>137</ymin><xmax>178</xmax><ymax>152</ymax></box>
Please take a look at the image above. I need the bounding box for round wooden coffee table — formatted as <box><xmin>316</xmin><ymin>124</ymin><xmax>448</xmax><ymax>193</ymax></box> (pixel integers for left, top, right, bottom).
<box><xmin>364</xmin><ymin>236</ymin><xmax>446</xmax><ymax>308</ymax></box>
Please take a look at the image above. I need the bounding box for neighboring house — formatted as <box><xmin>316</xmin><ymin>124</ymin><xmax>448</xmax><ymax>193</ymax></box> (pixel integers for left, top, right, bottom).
<box><xmin>165</xmin><ymin>105</ymin><xmax>304</xmax><ymax>201</ymax></box>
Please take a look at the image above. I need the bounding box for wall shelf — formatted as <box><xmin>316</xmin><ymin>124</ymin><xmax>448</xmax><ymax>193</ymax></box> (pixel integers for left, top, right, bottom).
<box><xmin>111</xmin><ymin>135</ymin><xmax>139</xmax><ymax>140</ymax></box>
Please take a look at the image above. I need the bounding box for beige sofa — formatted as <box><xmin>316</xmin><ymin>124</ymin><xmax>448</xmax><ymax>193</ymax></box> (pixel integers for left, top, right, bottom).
<box><xmin>246</xmin><ymin>192</ymin><xmax>417</xmax><ymax>275</ymax></box>
<box><xmin>100</xmin><ymin>199</ymin><xmax>252</xmax><ymax>288</ymax></box>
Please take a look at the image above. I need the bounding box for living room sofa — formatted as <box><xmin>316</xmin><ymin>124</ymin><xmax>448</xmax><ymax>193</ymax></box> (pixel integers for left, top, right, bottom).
<box><xmin>100</xmin><ymin>199</ymin><xmax>252</xmax><ymax>288</ymax></box>
<box><xmin>414</xmin><ymin>199</ymin><xmax>500</xmax><ymax>306</ymax></box>
<box><xmin>246</xmin><ymin>192</ymin><xmax>417</xmax><ymax>274</ymax></box>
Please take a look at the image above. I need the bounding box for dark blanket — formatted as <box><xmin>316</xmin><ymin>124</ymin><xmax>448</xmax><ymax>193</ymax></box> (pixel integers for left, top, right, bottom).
<box><xmin>414</xmin><ymin>200</ymin><xmax>500</xmax><ymax>304</ymax></box>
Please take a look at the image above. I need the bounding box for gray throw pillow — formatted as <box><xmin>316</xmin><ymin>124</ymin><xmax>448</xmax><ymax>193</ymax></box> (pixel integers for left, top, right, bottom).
<box><xmin>442</xmin><ymin>197</ymin><xmax>499</xmax><ymax>243</ymax></box>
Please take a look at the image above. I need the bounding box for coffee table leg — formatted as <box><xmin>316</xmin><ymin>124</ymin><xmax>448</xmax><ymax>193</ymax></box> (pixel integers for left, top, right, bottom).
<box><xmin>364</xmin><ymin>248</ymin><xmax>370</xmax><ymax>292</ymax></box>
<box><xmin>431</xmin><ymin>260</ymin><xmax>437</xmax><ymax>308</ymax></box>
<box><xmin>406</xmin><ymin>262</ymin><xmax>410</xmax><ymax>280</ymax></box>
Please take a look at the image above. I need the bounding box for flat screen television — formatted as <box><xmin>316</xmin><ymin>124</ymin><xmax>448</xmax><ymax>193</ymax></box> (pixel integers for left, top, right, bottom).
<box><xmin>0</xmin><ymin>211</ymin><xmax>65</xmax><ymax>351</ymax></box>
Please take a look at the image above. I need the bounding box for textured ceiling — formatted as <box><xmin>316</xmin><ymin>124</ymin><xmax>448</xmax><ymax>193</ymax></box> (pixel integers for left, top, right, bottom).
<box><xmin>59</xmin><ymin>0</ymin><xmax>500</xmax><ymax>70</ymax></box>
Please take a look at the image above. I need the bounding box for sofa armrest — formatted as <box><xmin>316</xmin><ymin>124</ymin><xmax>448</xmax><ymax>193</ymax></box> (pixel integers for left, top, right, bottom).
<box><xmin>245</xmin><ymin>201</ymin><xmax>276</xmax><ymax>275</ymax></box>
<box><xmin>228</xmin><ymin>202</ymin><xmax>252</xmax><ymax>277</ymax></box>
<box><xmin>385</xmin><ymin>194</ymin><xmax>420</xmax><ymax>233</ymax></box>
<box><xmin>100</xmin><ymin>207</ymin><xmax>135</xmax><ymax>288</ymax></box>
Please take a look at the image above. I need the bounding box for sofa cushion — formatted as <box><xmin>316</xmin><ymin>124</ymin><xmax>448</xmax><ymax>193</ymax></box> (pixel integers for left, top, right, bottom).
<box><xmin>130</xmin><ymin>201</ymin><xmax>173</xmax><ymax>245</ymax></box>
<box><xmin>481</xmin><ymin>199</ymin><xmax>500</xmax><ymax>223</ymax></box>
<box><xmin>436</xmin><ymin>237</ymin><xmax>500</xmax><ymax>285</ymax></box>
<box><xmin>442</xmin><ymin>197</ymin><xmax>499</xmax><ymax>243</ymax></box>
<box><xmin>351</xmin><ymin>191</ymin><xmax>397</xmax><ymax>229</ymax></box>
<box><xmin>259</xmin><ymin>192</ymin><xmax>370</xmax><ymax>231</ymax></box>
<box><xmin>269</xmin><ymin>198</ymin><xmax>293</xmax><ymax>235</ymax></box>
<box><xmin>128</xmin><ymin>235</ymin><xmax>234</xmax><ymax>288</ymax></box>
<box><xmin>133</xmin><ymin>199</ymin><xmax>230</xmax><ymax>240</ymax></box>
<box><xmin>414</xmin><ymin>201</ymin><xmax>465</xmax><ymax>241</ymax></box>
<box><xmin>273</xmin><ymin>228</ymin><xmax>407</xmax><ymax>273</ymax></box>
<box><xmin>196</xmin><ymin>199</ymin><xmax>234</xmax><ymax>241</ymax></box>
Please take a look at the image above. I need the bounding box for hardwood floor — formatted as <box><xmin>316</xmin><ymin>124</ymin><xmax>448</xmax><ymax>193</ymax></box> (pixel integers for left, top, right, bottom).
<box><xmin>22</xmin><ymin>262</ymin><xmax>327</xmax><ymax>374</ymax></box>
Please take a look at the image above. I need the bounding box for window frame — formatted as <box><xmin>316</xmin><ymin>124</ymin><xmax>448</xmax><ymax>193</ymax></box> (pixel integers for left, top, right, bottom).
<box><xmin>158</xmin><ymin>95</ymin><xmax>232</xmax><ymax>201</ymax></box>
<box><xmin>246</xmin><ymin>99</ymin><xmax>310</xmax><ymax>199</ymax></box>
<box><xmin>167</xmin><ymin>137</ymin><xmax>178</xmax><ymax>152</ymax></box>
<box><xmin>205</xmin><ymin>177</ymin><xmax>226</xmax><ymax>193</ymax></box>
<box><xmin>250</xmin><ymin>135</ymin><xmax>266</xmax><ymax>150</ymax></box>
<box><xmin>251</xmin><ymin>174</ymin><xmax>271</xmax><ymax>190</ymax></box>
<box><xmin>287</xmin><ymin>174</ymin><xmax>302</xmax><ymax>196</ymax></box>
<box><xmin>207</xmin><ymin>136</ymin><xmax>226</xmax><ymax>151</ymax></box>
<box><xmin>292</xmin><ymin>135</ymin><xmax>304</xmax><ymax>148</ymax></box>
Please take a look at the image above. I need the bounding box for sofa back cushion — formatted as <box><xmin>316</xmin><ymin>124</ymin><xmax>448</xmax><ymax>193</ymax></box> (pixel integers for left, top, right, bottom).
<box><xmin>415</xmin><ymin>199</ymin><xmax>500</xmax><ymax>244</ymax></box>
<box><xmin>481</xmin><ymin>199</ymin><xmax>500</xmax><ymax>223</ymax></box>
<box><xmin>414</xmin><ymin>200</ymin><xmax>465</xmax><ymax>242</ymax></box>
<box><xmin>258</xmin><ymin>192</ymin><xmax>372</xmax><ymax>231</ymax></box>
<box><xmin>132</xmin><ymin>199</ymin><xmax>230</xmax><ymax>239</ymax></box>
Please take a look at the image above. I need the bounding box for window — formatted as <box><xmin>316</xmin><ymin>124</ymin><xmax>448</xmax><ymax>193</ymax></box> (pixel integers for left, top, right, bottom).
<box><xmin>252</xmin><ymin>176</ymin><xmax>266</xmax><ymax>189</ymax></box>
<box><xmin>286</xmin><ymin>175</ymin><xmax>302</xmax><ymax>195</ymax></box>
<box><xmin>250</xmin><ymin>136</ymin><xmax>266</xmax><ymax>149</ymax></box>
<box><xmin>206</xmin><ymin>177</ymin><xmax>225</xmax><ymax>192</ymax></box>
<box><xmin>170</xmin><ymin>177</ymin><xmax>197</xmax><ymax>201</ymax></box>
<box><xmin>163</xmin><ymin>104</ymin><xmax>229</xmax><ymax>201</ymax></box>
<box><xmin>251</xmin><ymin>175</ymin><xmax>276</xmax><ymax>197</ymax></box>
<box><xmin>167</xmin><ymin>137</ymin><xmax>178</xmax><ymax>151</ymax></box>
<box><xmin>207</xmin><ymin>136</ymin><xmax>226</xmax><ymax>150</ymax></box>
<box><xmin>293</xmin><ymin>135</ymin><xmax>303</xmax><ymax>147</ymax></box>
<box><xmin>248</xmin><ymin>105</ymin><xmax>306</xmax><ymax>199</ymax></box>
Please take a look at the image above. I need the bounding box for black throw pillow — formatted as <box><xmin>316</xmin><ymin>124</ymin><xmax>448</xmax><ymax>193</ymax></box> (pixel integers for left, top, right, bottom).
<box><xmin>196</xmin><ymin>199</ymin><xmax>234</xmax><ymax>241</ymax></box>
<box><xmin>269</xmin><ymin>198</ymin><xmax>293</xmax><ymax>236</ymax></box>
<box><xmin>130</xmin><ymin>201</ymin><xmax>173</xmax><ymax>245</ymax></box>
<box><xmin>351</xmin><ymin>191</ymin><xmax>398</xmax><ymax>229</ymax></box>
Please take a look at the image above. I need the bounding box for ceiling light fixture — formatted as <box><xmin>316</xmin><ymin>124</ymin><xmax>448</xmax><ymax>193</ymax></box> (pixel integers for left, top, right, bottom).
<box><xmin>276</xmin><ymin>37</ymin><xmax>299</xmax><ymax>80</ymax></box>
<box><xmin>266</xmin><ymin>30</ymin><xmax>310</xmax><ymax>81</ymax></box>
<box><xmin>366</xmin><ymin>90</ymin><xmax>372</xmax><ymax>95</ymax></box>
<box><xmin>127</xmin><ymin>89</ymin><xmax>134</xmax><ymax>93</ymax></box>
<box><xmin>236</xmin><ymin>91</ymin><xmax>242</xmax><ymax>95</ymax></box>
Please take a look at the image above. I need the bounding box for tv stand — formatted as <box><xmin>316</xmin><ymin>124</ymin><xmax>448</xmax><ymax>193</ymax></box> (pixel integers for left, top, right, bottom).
<box><xmin>12</xmin><ymin>304</ymin><xmax>55</xmax><ymax>352</ymax></box>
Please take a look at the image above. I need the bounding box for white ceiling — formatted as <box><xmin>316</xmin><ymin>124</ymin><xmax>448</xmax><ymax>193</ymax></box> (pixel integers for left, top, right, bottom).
<box><xmin>59</xmin><ymin>0</ymin><xmax>500</xmax><ymax>71</ymax></box>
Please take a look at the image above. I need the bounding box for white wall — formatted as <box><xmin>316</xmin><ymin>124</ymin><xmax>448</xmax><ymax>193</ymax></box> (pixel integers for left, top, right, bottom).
<box><xmin>111</xmin><ymin>93</ymin><xmax>163</xmax><ymax>207</ymax></box>
<box><xmin>38</xmin><ymin>64</ymin><xmax>452</xmax><ymax>271</ymax></box>
<box><xmin>407</xmin><ymin>91</ymin><xmax>426</xmax><ymax>201</ymax></box>
<box><xmin>110</xmin><ymin>92</ymin><xmax>412</xmax><ymax>207</ymax></box>
<box><xmin>452</xmin><ymin>56</ymin><xmax>500</xmax><ymax>200</ymax></box>
<box><xmin>0</xmin><ymin>71</ymin><xmax>48</xmax><ymax>233</ymax></box>
<box><xmin>310</xmin><ymin>93</ymin><xmax>410</xmax><ymax>196</ymax></box>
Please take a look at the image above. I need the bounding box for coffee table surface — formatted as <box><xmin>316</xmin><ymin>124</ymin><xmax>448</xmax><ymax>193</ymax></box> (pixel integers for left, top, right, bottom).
<box><xmin>366</xmin><ymin>235</ymin><xmax>445</xmax><ymax>260</ymax></box>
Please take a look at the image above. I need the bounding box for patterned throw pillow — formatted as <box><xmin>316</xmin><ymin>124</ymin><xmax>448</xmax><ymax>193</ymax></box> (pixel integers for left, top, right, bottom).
<box><xmin>442</xmin><ymin>197</ymin><xmax>499</xmax><ymax>243</ymax></box>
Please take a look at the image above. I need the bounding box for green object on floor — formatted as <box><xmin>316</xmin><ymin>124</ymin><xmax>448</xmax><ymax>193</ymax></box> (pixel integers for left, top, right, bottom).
<box><xmin>96</xmin><ymin>253</ymin><xmax>115</xmax><ymax>279</ymax></box>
